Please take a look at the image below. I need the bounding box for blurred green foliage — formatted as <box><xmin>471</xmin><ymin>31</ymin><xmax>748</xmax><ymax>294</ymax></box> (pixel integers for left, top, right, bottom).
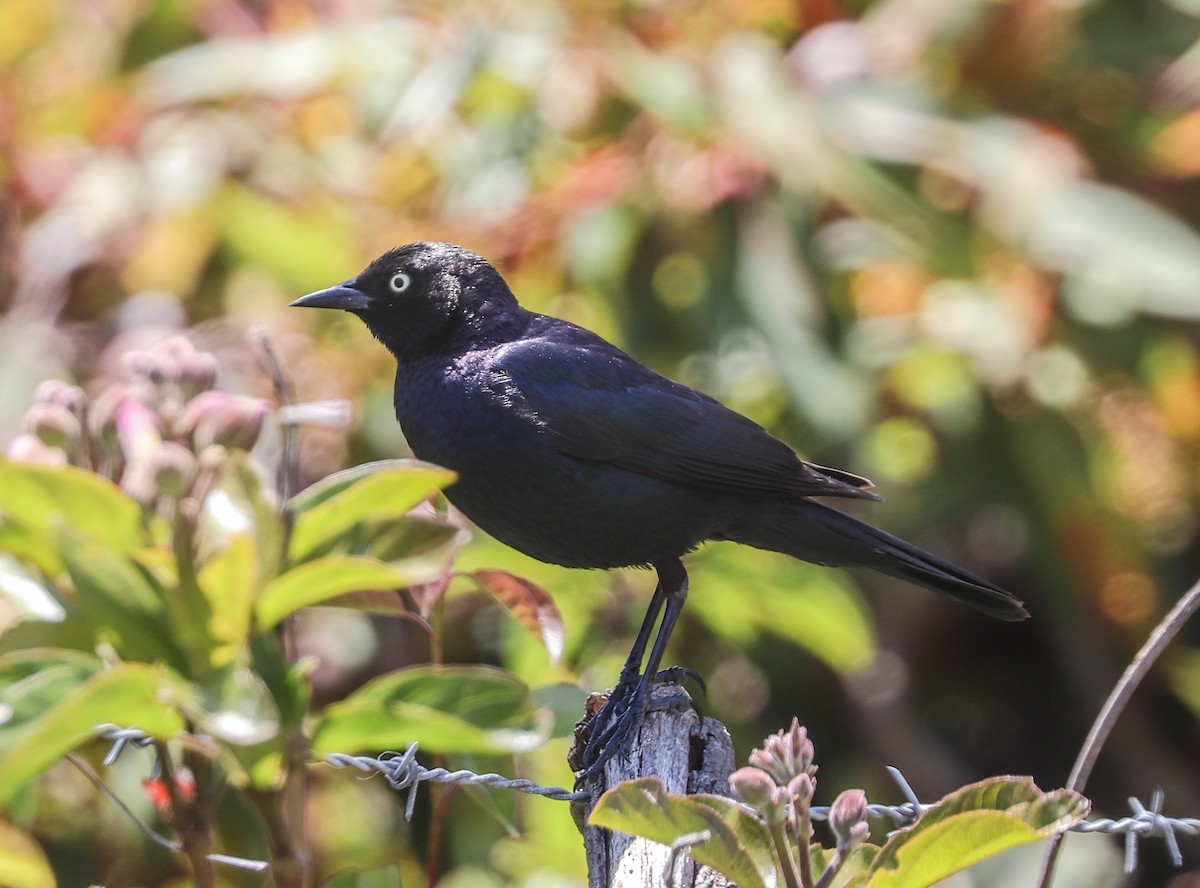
<box><xmin>2</xmin><ymin>0</ymin><xmax>1200</xmax><ymax>885</ymax></box>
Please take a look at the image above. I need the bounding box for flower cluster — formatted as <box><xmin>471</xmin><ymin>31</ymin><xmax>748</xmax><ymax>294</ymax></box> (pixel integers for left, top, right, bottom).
<box><xmin>731</xmin><ymin>718</ymin><xmax>818</xmax><ymax>827</ymax></box>
<box><xmin>7</xmin><ymin>336</ymin><xmax>272</xmax><ymax>511</ymax></box>
<box><xmin>730</xmin><ymin>720</ymin><xmax>870</xmax><ymax>887</ymax></box>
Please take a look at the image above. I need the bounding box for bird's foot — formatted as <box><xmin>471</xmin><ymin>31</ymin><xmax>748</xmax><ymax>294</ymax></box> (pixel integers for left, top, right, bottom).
<box><xmin>572</xmin><ymin>666</ymin><xmax>700</xmax><ymax>783</ymax></box>
<box><xmin>654</xmin><ymin>665</ymin><xmax>705</xmax><ymax>696</ymax></box>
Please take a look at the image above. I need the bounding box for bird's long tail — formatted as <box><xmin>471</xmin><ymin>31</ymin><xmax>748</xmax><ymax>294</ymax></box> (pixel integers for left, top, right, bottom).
<box><xmin>721</xmin><ymin>499</ymin><xmax>1028</xmax><ymax>621</ymax></box>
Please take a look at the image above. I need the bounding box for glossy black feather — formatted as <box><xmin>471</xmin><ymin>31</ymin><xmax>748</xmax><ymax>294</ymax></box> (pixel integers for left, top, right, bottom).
<box><xmin>486</xmin><ymin>331</ymin><xmax>879</xmax><ymax>501</ymax></box>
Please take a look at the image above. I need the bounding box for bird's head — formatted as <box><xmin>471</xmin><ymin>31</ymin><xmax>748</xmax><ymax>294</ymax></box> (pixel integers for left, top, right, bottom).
<box><xmin>291</xmin><ymin>242</ymin><xmax>520</xmax><ymax>357</ymax></box>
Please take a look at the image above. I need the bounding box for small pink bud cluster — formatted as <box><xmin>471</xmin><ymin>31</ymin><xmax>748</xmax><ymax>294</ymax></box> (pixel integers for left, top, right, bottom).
<box><xmin>730</xmin><ymin>719</ymin><xmax>871</xmax><ymax>870</ymax></box>
<box><xmin>730</xmin><ymin>719</ymin><xmax>819</xmax><ymax>826</ymax></box>
<box><xmin>10</xmin><ymin>380</ymin><xmax>89</xmax><ymax>466</ymax></box>
<box><xmin>7</xmin><ymin>336</ymin><xmax>272</xmax><ymax>511</ymax></box>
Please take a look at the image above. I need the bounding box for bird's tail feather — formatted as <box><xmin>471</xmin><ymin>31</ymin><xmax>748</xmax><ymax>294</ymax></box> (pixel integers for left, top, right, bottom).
<box><xmin>723</xmin><ymin>500</ymin><xmax>1028</xmax><ymax>621</ymax></box>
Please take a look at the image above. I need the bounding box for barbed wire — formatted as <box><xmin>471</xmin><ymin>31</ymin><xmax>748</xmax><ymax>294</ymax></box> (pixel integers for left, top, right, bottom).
<box><xmin>323</xmin><ymin>747</ymin><xmax>589</xmax><ymax>818</ymax></box>
<box><xmin>94</xmin><ymin>726</ymin><xmax>1196</xmax><ymax>875</ymax></box>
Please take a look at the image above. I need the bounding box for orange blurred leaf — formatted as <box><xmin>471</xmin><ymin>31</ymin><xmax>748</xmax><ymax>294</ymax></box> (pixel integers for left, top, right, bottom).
<box><xmin>469</xmin><ymin>569</ymin><xmax>565</xmax><ymax>667</ymax></box>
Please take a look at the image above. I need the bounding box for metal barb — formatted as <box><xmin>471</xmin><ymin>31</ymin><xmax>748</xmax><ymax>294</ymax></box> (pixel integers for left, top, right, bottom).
<box><xmin>96</xmin><ymin>723</ymin><xmax>156</xmax><ymax>766</ymax></box>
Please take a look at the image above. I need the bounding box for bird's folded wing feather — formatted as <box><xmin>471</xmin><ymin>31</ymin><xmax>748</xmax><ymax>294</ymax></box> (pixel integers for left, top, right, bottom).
<box><xmin>486</xmin><ymin>334</ymin><xmax>879</xmax><ymax>501</ymax></box>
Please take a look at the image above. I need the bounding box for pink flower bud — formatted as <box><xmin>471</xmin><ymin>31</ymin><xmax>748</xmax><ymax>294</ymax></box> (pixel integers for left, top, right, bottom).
<box><xmin>178</xmin><ymin>350</ymin><xmax>218</xmax><ymax>397</ymax></box>
<box><xmin>141</xmin><ymin>336</ymin><xmax>200</xmax><ymax>385</ymax></box>
<box><xmin>749</xmin><ymin>719</ymin><xmax>817</xmax><ymax>785</ymax></box>
<box><xmin>829</xmin><ymin>789</ymin><xmax>869</xmax><ymax>850</ymax></box>
<box><xmin>151</xmin><ymin>442</ymin><xmax>198</xmax><ymax>498</ymax></box>
<box><xmin>177</xmin><ymin>392</ymin><xmax>271</xmax><ymax>452</ymax></box>
<box><xmin>787</xmin><ymin>772</ymin><xmax>816</xmax><ymax>807</ymax></box>
<box><xmin>5</xmin><ymin>433</ymin><xmax>68</xmax><ymax>466</ymax></box>
<box><xmin>115</xmin><ymin>398</ymin><xmax>163</xmax><ymax>463</ymax></box>
<box><xmin>121</xmin><ymin>443</ymin><xmax>196</xmax><ymax>504</ymax></box>
<box><xmin>34</xmin><ymin>380</ymin><xmax>87</xmax><ymax>417</ymax></box>
<box><xmin>89</xmin><ymin>384</ymin><xmax>131</xmax><ymax>448</ymax></box>
<box><xmin>120</xmin><ymin>457</ymin><xmax>156</xmax><ymax>505</ymax></box>
<box><xmin>21</xmin><ymin>403</ymin><xmax>82</xmax><ymax>456</ymax></box>
<box><xmin>730</xmin><ymin>766</ymin><xmax>777</xmax><ymax>809</ymax></box>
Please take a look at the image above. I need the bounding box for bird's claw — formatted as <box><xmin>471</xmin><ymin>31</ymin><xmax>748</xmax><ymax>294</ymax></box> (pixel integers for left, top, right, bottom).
<box><xmin>574</xmin><ymin>664</ymin><xmax>702</xmax><ymax>784</ymax></box>
<box><xmin>654</xmin><ymin>665</ymin><xmax>705</xmax><ymax>695</ymax></box>
<box><xmin>575</xmin><ymin>685</ymin><xmax>649</xmax><ymax>782</ymax></box>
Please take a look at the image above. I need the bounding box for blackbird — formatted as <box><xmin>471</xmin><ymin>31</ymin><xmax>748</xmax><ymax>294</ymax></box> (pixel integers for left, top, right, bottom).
<box><xmin>292</xmin><ymin>241</ymin><xmax>1027</xmax><ymax>778</ymax></box>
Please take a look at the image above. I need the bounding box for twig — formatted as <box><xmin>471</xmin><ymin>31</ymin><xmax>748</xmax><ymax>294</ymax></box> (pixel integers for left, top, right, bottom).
<box><xmin>665</xmin><ymin>831</ymin><xmax>712</xmax><ymax>886</ymax></box>
<box><xmin>250</xmin><ymin>327</ymin><xmax>314</xmax><ymax>888</ymax></box>
<box><xmin>425</xmin><ymin>782</ymin><xmax>459</xmax><ymax>887</ymax></box>
<box><xmin>1037</xmin><ymin>574</ymin><xmax>1200</xmax><ymax>888</ymax></box>
<box><xmin>252</xmin><ymin>326</ymin><xmax>299</xmax><ymax>509</ymax></box>
<box><xmin>155</xmin><ymin>741</ymin><xmax>214</xmax><ymax>888</ymax></box>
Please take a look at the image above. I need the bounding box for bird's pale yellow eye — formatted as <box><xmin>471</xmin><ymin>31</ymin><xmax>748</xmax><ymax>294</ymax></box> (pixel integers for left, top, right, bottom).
<box><xmin>389</xmin><ymin>272</ymin><xmax>412</xmax><ymax>294</ymax></box>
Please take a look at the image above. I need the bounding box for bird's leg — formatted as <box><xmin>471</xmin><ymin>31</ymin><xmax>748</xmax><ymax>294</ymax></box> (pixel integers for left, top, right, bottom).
<box><xmin>578</xmin><ymin>559</ymin><xmax>689</xmax><ymax>779</ymax></box>
<box><xmin>612</xmin><ymin>574</ymin><xmax>668</xmax><ymax>698</ymax></box>
<box><xmin>577</xmin><ymin>573</ymin><xmax>666</xmax><ymax>754</ymax></box>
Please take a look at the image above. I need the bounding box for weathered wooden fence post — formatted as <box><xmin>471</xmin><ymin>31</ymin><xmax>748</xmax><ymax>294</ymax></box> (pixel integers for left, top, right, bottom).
<box><xmin>572</xmin><ymin>687</ymin><xmax>738</xmax><ymax>888</ymax></box>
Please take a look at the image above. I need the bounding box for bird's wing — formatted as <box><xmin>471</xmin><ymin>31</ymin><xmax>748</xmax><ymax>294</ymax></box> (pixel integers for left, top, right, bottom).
<box><xmin>485</xmin><ymin>330</ymin><xmax>879</xmax><ymax>501</ymax></box>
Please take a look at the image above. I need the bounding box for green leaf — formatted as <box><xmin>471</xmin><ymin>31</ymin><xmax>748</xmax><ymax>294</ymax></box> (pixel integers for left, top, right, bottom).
<box><xmin>0</xmin><ymin>554</ymin><xmax>64</xmax><ymax>623</ymax></box>
<box><xmin>811</xmin><ymin>844</ymin><xmax>880</xmax><ymax>888</ymax></box>
<box><xmin>862</xmin><ymin>777</ymin><xmax>1089</xmax><ymax>888</ymax></box>
<box><xmin>195</xmin><ymin>658</ymin><xmax>280</xmax><ymax>746</ymax></box>
<box><xmin>0</xmin><ymin>819</ymin><xmax>55</xmax><ymax>888</ymax></box>
<box><xmin>610</xmin><ymin>44</ymin><xmax>711</xmax><ymax>134</ymax></box>
<box><xmin>1166</xmin><ymin>646</ymin><xmax>1200</xmax><ymax>721</ymax></box>
<box><xmin>201</xmin><ymin>453</ymin><xmax>284</xmax><ymax>585</ymax></box>
<box><xmin>288</xmin><ymin>462</ymin><xmax>456</xmax><ymax>561</ymax></box>
<box><xmin>0</xmin><ymin>650</ymin><xmax>102</xmax><ymax>758</ymax></box>
<box><xmin>61</xmin><ymin>542</ymin><xmax>191</xmax><ymax>671</ymax></box>
<box><xmin>248</xmin><ymin>633</ymin><xmax>311</xmax><ymax>732</ymax></box>
<box><xmin>0</xmin><ymin>461</ymin><xmax>143</xmax><ymax>575</ymax></box>
<box><xmin>0</xmin><ymin>615</ymin><xmax>98</xmax><ymax>660</ymax></box>
<box><xmin>209</xmin><ymin>648</ymin><xmax>292</xmax><ymax>790</ymax></box>
<box><xmin>690</xmin><ymin>548</ymin><xmax>876</xmax><ymax>675</ymax></box>
<box><xmin>219</xmin><ymin>185</ymin><xmax>361</xmax><ymax>292</ymax></box>
<box><xmin>299</xmin><ymin>516</ymin><xmax>463</xmax><ymax>565</ymax></box>
<box><xmin>468</xmin><ymin>570</ymin><xmax>565</xmax><ymax>667</ymax></box>
<box><xmin>589</xmin><ymin>778</ymin><xmax>773</xmax><ymax>888</ymax></box>
<box><xmin>289</xmin><ymin>460</ymin><xmax>447</xmax><ymax>513</ymax></box>
<box><xmin>0</xmin><ymin>663</ymin><xmax>189</xmax><ymax>806</ymax></box>
<box><xmin>310</xmin><ymin>665</ymin><xmax>548</xmax><ymax>756</ymax></box>
<box><xmin>198</xmin><ymin>534</ymin><xmax>258</xmax><ymax>666</ymax></box>
<box><xmin>255</xmin><ymin>556</ymin><xmax>445</xmax><ymax>630</ymax></box>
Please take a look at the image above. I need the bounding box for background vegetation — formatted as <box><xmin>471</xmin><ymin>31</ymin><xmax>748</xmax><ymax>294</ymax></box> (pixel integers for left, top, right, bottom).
<box><xmin>2</xmin><ymin>0</ymin><xmax>1200</xmax><ymax>885</ymax></box>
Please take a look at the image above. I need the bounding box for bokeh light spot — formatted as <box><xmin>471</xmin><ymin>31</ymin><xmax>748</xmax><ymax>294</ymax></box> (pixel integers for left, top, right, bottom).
<box><xmin>1098</xmin><ymin>570</ymin><xmax>1157</xmax><ymax>627</ymax></box>
<box><xmin>865</xmin><ymin>416</ymin><xmax>936</xmax><ymax>483</ymax></box>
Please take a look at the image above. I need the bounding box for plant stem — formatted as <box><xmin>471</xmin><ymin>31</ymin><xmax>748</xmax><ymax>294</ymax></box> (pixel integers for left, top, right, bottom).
<box><xmin>250</xmin><ymin>331</ymin><xmax>314</xmax><ymax>887</ymax></box>
<box><xmin>431</xmin><ymin>591</ymin><xmax>446</xmax><ymax>666</ymax></box>
<box><xmin>155</xmin><ymin>741</ymin><xmax>214</xmax><ymax>888</ymax></box>
<box><xmin>1036</xmin><ymin>575</ymin><xmax>1200</xmax><ymax>888</ymax></box>
<box><xmin>796</xmin><ymin>809</ymin><xmax>814</xmax><ymax>888</ymax></box>
<box><xmin>812</xmin><ymin>850</ymin><xmax>843</xmax><ymax>888</ymax></box>
<box><xmin>425</xmin><ymin>783</ymin><xmax>458</xmax><ymax>887</ymax></box>
<box><xmin>768</xmin><ymin>814</ymin><xmax>803</xmax><ymax>888</ymax></box>
<box><xmin>248</xmin><ymin>779</ymin><xmax>314</xmax><ymax>888</ymax></box>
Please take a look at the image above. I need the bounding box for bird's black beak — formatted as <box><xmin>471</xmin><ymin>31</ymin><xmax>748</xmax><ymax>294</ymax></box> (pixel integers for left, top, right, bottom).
<box><xmin>290</xmin><ymin>282</ymin><xmax>373</xmax><ymax>312</ymax></box>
